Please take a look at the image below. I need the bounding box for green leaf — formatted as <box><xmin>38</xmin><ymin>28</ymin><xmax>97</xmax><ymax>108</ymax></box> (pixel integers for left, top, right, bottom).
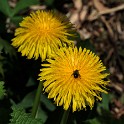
<box><xmin>0</xmin><ymin>81</ymin><xmax>6</xmax><ymax>99</ymax></box>
<box><xmin>11</xmin><ymin>0</ymin><xmax>40</xmax><ymax>16</ymax></box>
<box><xmin>18</xmin><ymin>91</ymin><xmax>35</xmax><ymax>108</ymax></box>
<box><xmin>97</xmin><ymin>93</ymin><xmax>109</xmax><ymax>115</ymax></box>
<box><xmin>0</xmin><ymin>60</ymin><xmax>4</xmax><ymax>77</ymax></box>
<box><xmin>9</xmin><ymin>106</ymin><xmax>43</xmax><ymax>124</ymax></box>
<box><xmin>0</xmin><ymin>37</ymin><xmax>17</xmax><ymax>58</ymax></box>
<box><xmin>0</xmin><ymin>0</ymin><xmax>12</xmax><ymax>17</ymax></box>
<box><xmin>44</xmin><ymin>0</ymin><xmax>55</xmax><ymax>6</ymax></box>
<box><xmin>120</xmin><ymin>93</ymin><xmax>124</xmax><ymax>104</ymax></box>
<box><xmin>41</xmin><ymin>93</ymin><xmax>56</xmax><ymax>111</ymax></box>
<box><xmin>77</xmin><ymin>39</ymin><xmax>95</xmax><ymax>52</ymax></box>
<box><xmin>26</xmin><ymin>77</ymin><xmax>36</xmax><ymax>87</ymax></box>
<box><xmin>11</xmin><ymin>16</ymin><xmax>23</xmax><ymax>26</ymax></box>
<box><xmin>85</xmin><ymin>118</ymin><xmax>100</xmax><ymax>124</ymax></box>
<box><xmin>97</xmin><ymin>93</ymin><xmax>114</xmax><ymax>115</ymax></box>
<box><xmin>18</xmin><ymin>90</ymin><xmax>56</xmax><ymax>123</ymax></box>
<box><xmin>19</xmin><ymin>90</ymin><xmax>56</xmax><ymax>111</ymax></box>
<box><xmin>100</xmin><ymin>93</ymin><xmax>110</xmax><ymax>110</ymax></box>
<box><xmin>37</xmin><ymin>107</ymin><xmax>48</xmax><ymax>123</ymax></box>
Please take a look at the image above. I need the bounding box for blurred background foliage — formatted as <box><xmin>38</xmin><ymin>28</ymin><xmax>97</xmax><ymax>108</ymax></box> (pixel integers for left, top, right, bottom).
<box><xmin>0</xmin><ymin>0</ymin><xmax>124</xmax><ymax>124</ymax></box>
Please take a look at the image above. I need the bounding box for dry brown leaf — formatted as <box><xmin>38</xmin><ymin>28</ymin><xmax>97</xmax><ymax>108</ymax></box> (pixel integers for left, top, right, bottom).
<box><xmin>89</xmin><ymin>0</ymin><xmax>124</xmax><ymax>21</ymax></box>
<box><xmin>30</xmin><ymin>5</ymin><xmax>46</xmax><ymax>11</ymax></box>
<box><xmin>69</xmin><ymin>10</ymin><xmax>79</xmax><ymax>27</ymax></box>
<box><xmin>80</xmin><ymin>6</ymin><xmax>88</xmax><ymax>22</ymax></box>
<box><xmin>73</xmin><ymin>0</ymin><xmax>83</xmax><ymax>11</ymax></box>
<box><xmin>78</xmin><ymin>28</ymin><xmax>91</xmax><ymax>40</ymax></box>
<box><xmin>101</xmin><ymin>16</ymin><xmax>114</xmax><ymax>38</ymax></box>
<box><xmin>93</xmin><ymin>0</ymin><xmax>109</xmax><ymax>12</ymax></box>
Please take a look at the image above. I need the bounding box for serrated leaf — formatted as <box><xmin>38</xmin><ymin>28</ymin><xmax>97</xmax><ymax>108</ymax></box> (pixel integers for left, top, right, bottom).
<box><xmin>18</xmin><ymin>90</ymin><xmax>55</xmax><ymax>123</ymax></box>
<box><xmin>0</xmin><ymin>37</ymin><xmax>16</xmax><ymax>58</ymax></box>
<box><xmin>11</xmin><ymin>0</ymin><xmax>40</xmax><ymax>16</ymax></box>
<box><xmin>0</xmin><ymin>81</ymin><xmax>6</xmax><ymax>99</ymax></box>
<box><xmin>10</xmin><ymin>106</ymin><xmax>43</xmax><ymax>124</ymax></box>
<box><xmin>0</xmin><ymin>0</ymin><xmax>12</xmax><ymax>17</ymax></box>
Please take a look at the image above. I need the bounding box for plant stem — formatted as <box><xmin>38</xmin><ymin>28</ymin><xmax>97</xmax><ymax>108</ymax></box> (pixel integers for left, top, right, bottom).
<box><xmin>31</xmin><ymin>81</ymin><xmax>43</xmax><ymax>118</ymax></box>
<box><xmin>60</xmin><ymin>108</ymin><xmax>70</xmax><ymax>124</ymax></box>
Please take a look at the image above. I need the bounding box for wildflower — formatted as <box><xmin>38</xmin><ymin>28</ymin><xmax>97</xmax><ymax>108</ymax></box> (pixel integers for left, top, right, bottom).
<box><xmin>38</xmin><ymin>47</ymin><xmax>109</xmax><ymax>112</ymax></box>
<box><xmin>12</xmin><ymin>10</ymin><xmax>75</xmax><ymax>60</ymax></box>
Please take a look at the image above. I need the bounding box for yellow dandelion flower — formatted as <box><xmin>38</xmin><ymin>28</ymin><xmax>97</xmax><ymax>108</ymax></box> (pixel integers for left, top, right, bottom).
<box><xmin>38</xmin><ymin>47</ymin><xmax>109</xmax><ymax>112</ymax></box>
<box><xmin>12</xmin><ymin>10</ymin><xmax>75</xmax><ymax>60</ymax></box>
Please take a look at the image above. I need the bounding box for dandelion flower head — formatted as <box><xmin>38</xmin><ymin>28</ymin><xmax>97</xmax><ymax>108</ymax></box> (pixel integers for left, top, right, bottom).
<box><xmin>38</xmin><ymin>47</ymin><xmax>109</xmax><ymax>112</ymax></box>
<box><xmin>12</xmin><ymin>10</ymin><xmax>75</xmax><ymax>60</ymax></box>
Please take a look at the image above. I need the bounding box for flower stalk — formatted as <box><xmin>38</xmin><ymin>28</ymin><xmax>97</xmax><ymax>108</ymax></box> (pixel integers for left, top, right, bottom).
<box><xmin>31</xmin><ymin>81</ymin><xmax>43</xmax><ymax>118</ymax></box>
<box><xmin>60</xmin><ymin>109</ymin><xmax>70</xmax><ymax>124</ymax></box>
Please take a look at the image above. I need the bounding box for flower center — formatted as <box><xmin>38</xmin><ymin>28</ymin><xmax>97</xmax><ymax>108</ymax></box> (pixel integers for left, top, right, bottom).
<box><xmin>73</xmin><ymin>70</ymin><xmax>80</xmax><ymax>78</ymax></box>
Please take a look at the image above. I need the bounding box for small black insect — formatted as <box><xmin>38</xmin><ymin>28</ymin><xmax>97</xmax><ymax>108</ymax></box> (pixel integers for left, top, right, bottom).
<box><xmin>73</xmin><ymin>70</ymin><xmax>80</xmax><ymax>78</ymax></box>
